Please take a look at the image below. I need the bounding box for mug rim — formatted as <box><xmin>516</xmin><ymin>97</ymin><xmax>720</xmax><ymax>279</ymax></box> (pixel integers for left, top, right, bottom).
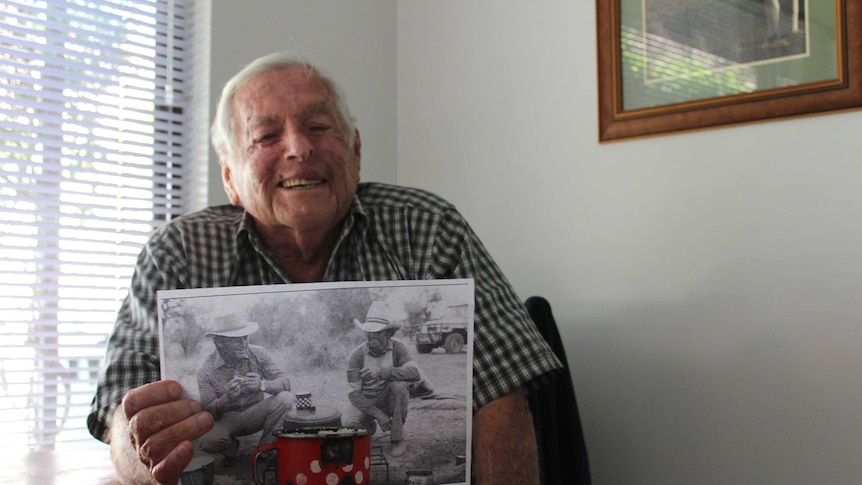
<box><xmin>273</xmin><ymin>426</ymin><xmax>369</xmax><ymax>439</ymax></box>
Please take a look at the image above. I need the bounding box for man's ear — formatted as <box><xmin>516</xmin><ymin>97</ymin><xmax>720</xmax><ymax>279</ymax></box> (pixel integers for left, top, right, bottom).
<box><xmin>221</xmin><ymin>160</ymin><xmax>241</xmax><ymax>206</ymax></box>
<box><xmin>352</xmin><ymin>129</ymin><xmax>362</xmax><ymax>175</ymax></box>
<box><xmin>353</xmin><ymin>129</ymin><xmax>362</xmax><ymax>158</ymax></box>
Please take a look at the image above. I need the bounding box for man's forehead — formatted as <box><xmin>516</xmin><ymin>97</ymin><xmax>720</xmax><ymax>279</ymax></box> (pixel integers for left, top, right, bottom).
<box><xmin>238</xmin><ymin>68</ymin><xmax>331</xmax><ymax>105</ymax></box>
<box><xmin>247</xmin><ymin>99</ymin><xmax>335</xmax><ymax>127</ymax></box>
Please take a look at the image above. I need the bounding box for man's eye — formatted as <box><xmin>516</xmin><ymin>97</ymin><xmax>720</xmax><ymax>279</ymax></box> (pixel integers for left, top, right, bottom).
<box><xmin>255</xmin><ymin>133</ymin><xmax>277</xmax><ymax>143</ymax></box>
<box><xmin>309</xmin><ymin>124</ymin><xmax>330</xmax><ymax>132</ymax></box>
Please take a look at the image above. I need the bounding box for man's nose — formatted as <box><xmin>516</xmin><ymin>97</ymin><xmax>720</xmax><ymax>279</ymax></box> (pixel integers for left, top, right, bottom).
<box><xmin>284</xmin><ymin>129</ymin><xmax>313</xmax><ymax>161</ymax></box>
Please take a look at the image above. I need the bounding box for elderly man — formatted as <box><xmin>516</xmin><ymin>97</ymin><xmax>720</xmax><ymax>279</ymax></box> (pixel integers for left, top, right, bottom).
<box><xmin>195</xmin><ymin>318</ymin><xmax>293</xmax><ymax>465</ymax></box>
<box><xmin>345</xmin><ymin>301</ymin><xmax>421</xmax><ymax>458</ymax></box>
<box><xmin>88</xmin><ymin>52</ymin><xmax>561</xmax><ymax>484</ymax></box>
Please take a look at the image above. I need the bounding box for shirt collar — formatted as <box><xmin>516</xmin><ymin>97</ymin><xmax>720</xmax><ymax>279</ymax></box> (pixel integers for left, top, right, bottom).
<box><xmin>339</xmin><ymin>195</ymin><xmax>368</xmax><ymax>241</ymax></box>
<box><xmin>233</xmin><ymin>193</ymin><xmax>368</xmax><ymax>242</ymax></box>
<box><xmin>233</xmin><ymin>193</ymin><xmax>369</xmax><ymax>262</ymax></box>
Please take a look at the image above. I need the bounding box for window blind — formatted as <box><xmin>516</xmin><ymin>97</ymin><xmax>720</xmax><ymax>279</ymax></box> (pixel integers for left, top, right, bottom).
<box><xmin>0</xmin><ymin>0</ymin><xmax>202</xmax><ymax>451</ymax></box>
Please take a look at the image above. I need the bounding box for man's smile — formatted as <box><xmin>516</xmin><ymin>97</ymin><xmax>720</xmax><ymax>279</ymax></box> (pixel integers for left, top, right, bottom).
<box><xmin>280</xmin><ymin>178</ymin><xmax>325</xmax><ymax>189</ymax></box>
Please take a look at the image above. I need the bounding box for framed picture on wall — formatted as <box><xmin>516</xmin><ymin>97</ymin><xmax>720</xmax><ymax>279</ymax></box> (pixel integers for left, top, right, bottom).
<box><xmin>597</xmin><ymin>0</ymin><xmax>862</xmax><ymax>142</ymax></box>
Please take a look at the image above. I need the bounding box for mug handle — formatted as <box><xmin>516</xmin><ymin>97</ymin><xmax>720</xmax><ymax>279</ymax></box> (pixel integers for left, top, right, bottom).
<box><xmin>251</xmin><ymin>443</ymin><xmax>278</xmax><ymax>485</ymax></box>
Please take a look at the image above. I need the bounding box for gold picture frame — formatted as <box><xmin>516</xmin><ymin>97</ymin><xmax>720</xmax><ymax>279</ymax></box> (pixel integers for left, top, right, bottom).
<box><xmin>597</xmin><ymin>0</ymin><xmax>862</xmax><ymax>142</ymax></box>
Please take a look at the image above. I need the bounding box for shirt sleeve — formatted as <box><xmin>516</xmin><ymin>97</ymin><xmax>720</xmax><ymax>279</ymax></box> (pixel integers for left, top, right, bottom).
<box><xmin>197</xmin><ymin>362</ymin><xmax>234</xmax><ymax>418</ymax></box>
<box><xmin>382</xmin><ymin>340</ymin><xmax>421</xmax><ymax>382</ymax></box>
<box><xmin>429</xmin><ymin>208</ymin><xmax>563</xmax><ymax>411</ymax></box>
<box><xmin>196</xmin><ymin>356</ymin><xmax>224</xmax><ymax>415</ymax></box>
<box><xmin>87</xmin><ymin>225</ymin><xmax>188</xmax><ymax>443</ymax></box>
<box><xmin>348</xmin><ymin>344</ymin><xmax>365</xmax><ymax>370</ymax></box>
<box><xmin>253</xmin><ymin>346</ymin><xmax>291</xmax><ymax>392</ymax></box>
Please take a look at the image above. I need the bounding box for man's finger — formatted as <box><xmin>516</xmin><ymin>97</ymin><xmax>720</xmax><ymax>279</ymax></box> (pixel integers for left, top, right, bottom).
<box><xmin>150</xmin><ymin>439</ymin><xmax>197</xmax><ymax>485</ymax></box>
<box><xmin>123</xmin><ymin>380</ymin><xmax>183</xmax><ymax>419</ymax></box>
<box><xmin>128</xmin><ymin>399</ymin><xmax>203</xmax><ymax>442</ymax></box>
<box><xmin>135</xmin><ymin>407</ymin><xmax>213</xmax><ymax>474</ymax></box>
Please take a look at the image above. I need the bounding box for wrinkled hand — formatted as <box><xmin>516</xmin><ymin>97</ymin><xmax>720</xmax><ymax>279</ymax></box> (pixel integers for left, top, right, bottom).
<box><xmin>122</xmin><ymin>380</ymin><xmax>214</xmax><ymax>484</ymax></box>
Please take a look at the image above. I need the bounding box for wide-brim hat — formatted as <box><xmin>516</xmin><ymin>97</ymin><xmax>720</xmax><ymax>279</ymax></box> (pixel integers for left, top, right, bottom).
<box><xmin>205</xmin><ymin>316</ymin><xmax>259</xmax><ymax>338</ymax></box>
<box><xmin>354</xmin><ymin>300</ymin><xmax>402</xmax><ymax>333</ymax></box>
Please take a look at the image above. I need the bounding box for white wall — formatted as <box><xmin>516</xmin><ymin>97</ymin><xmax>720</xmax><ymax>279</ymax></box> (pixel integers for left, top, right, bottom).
<box><xmin>207</xmin><ymin>0</ymin><xmax>397</xmax><ymax>206</ymax></box>
<box><xmin>398</xmin><ymin>2</ymin><xmax>862</xmax><ymax>485</ymax></box>
<box><xmin>213</xmin><ymin>2</ymin><xmax>862</xmax><ymax>484</ymax></box>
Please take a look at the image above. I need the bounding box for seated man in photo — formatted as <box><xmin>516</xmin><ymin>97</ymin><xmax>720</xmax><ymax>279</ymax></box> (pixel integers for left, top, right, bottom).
<box><xmin>196</xmin><ymin>318</ymin><xmax>293</xmax><ymax>464</ymax></box>
<box><xmin>344</xmin><ymin>301</ymin><xmax>421</xmax><ymax>458</ymax></box>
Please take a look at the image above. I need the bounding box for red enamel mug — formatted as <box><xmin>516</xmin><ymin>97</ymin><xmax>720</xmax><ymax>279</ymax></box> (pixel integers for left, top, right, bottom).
<box><xmin>252</xmin><ymin>427</ymin><xmax>371</xmax><ymax>485</ymax></box>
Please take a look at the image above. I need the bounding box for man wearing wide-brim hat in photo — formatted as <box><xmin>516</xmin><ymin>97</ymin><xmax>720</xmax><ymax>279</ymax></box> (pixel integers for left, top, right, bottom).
<box><xmin>196</xmin><ymin>316</ymin><xmax>293</xmax><ymax>465</ymax></box>
<box><xmin>344</xmin><ymin>301</ymin><xmax>422</xmax><ymax>458</ymax></box>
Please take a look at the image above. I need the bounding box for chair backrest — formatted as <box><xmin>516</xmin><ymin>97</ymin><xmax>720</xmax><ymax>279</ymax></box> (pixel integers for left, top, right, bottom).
<box><xmin>525</xmin><ymin>296</ymin><xmax>591</xmax><ymax>485</ymax></box>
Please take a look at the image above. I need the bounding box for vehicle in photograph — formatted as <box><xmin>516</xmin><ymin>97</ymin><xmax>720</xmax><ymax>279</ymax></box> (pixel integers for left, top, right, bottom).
<box><xmin>415</xmin><ymin>304</ymin><xmax>469</xmax><ymax>354</ymax></box>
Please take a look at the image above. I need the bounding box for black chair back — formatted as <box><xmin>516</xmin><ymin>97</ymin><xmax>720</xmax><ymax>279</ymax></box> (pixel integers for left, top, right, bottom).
<box><xmin>525</xmin><ymin>296</ymin><xmax>591</xmax><ymax>485</ymax></box>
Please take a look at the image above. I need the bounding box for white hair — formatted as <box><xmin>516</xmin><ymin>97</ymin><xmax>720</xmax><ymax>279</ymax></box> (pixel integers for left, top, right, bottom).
<box><xmin>210</xmin><ymin>52</ymin><xmax>356</xmax><ymax>166</ymax></box>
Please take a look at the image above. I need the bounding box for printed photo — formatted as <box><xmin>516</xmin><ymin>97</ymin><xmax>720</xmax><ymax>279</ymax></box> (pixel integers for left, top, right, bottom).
<box><xmin>158</xmin><ymin>279</ymin><xmax>474</xmax><ymax>485</ymax></box>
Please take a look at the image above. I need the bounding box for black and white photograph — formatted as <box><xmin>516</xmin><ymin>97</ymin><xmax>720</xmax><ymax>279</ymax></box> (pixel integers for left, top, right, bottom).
<box><xmin>158</xmin><ymin>279</ymin><xmax>474</xmax><ymax>485</ymax></box>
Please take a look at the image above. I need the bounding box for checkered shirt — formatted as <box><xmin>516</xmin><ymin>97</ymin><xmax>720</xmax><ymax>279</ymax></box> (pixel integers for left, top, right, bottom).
<box><xmin>87</xmin><ymin>182</ymin><xmax>561</xmax><ymax>442</ymax></box>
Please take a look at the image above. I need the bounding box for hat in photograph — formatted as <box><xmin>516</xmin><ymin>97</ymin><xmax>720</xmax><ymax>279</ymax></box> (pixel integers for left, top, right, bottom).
<box><xmin>204</xmin><ymin>315</ymin><xmax>259</xmax><ymax>338</ymax></box>
<box><xmin>354</xmin><ymin>300</ymin><xmax>402</xmax><ymax>333</ymax></box>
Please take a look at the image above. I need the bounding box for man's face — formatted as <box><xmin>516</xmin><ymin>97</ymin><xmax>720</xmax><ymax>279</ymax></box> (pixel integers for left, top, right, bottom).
<box><xmin>213</xmin><ymin>335</ymin><xmax>249</xmax><ymax>364</ymax></box>
<box><xmin>366</xmin><ymin>331</ymin><xmax>389</xmax><ymax>355</ymax></box>
<box><xmin>222</xmin><ymin>67</ymin><xmax>362</xmax><ymax>237</ymax></box>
